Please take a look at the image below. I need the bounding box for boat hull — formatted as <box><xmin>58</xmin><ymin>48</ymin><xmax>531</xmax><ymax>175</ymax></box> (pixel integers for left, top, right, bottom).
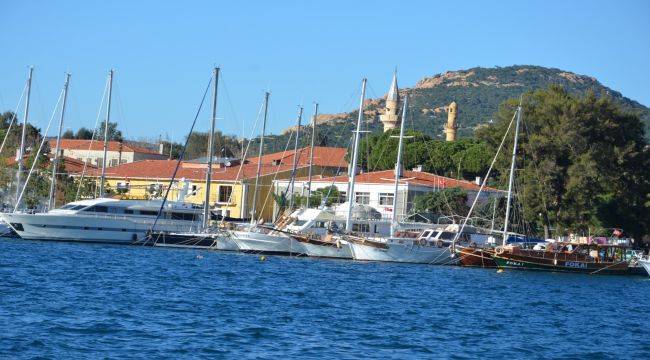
<box><xmin>0</xmin><ymin>212</ymin><xmax>198</xmax><ymax>244</ymax></box>
<box><xmin>349</xmin><ymin>241</ymin><xmax>454</xmax><ymax>264</ymax></box>
<box><xmin>230</xmin><ymin>230</ymin><xmax>306</xmax><ymax>256</ymax></box>
<box><xmin>458</xmin><ymin>247</ymin><xmax>497</xmax><ymax>268</ymax></box>
<box><xmin>150</xmin><ymin>232</ymin><xmax>239</xmax><ymax>251</ymax></box>
<box><xmin>493</xmin><ymin>254</ymin><xmax>631</xmax><ymax>275</ymax></box>
<box><xmin>639</xmin><ymin>259</ymin><xmax>650</xmax><ymax>276</ymax></box>
<box><xmin>298</xmin><ymin>239</ymin><xmax>352</xmax><ymax>259</ymax></box>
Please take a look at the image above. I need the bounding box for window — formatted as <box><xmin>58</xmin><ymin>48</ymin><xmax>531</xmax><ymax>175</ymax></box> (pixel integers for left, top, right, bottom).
<box><xmin>218</xmin><ymin>185</ymin><xmax>233</xmax><ymax>203</ymax></box>
<box><xmin>314</xmin><ymin>221</ymin><xmax>326</xmax><ymax>228</ymax></box>
<box><xmin>170</xmin><ymin>212</ymin><xmax>195</xmax><ymax>221</ymax></box>
<box><xmin>379</xmin><ymin>193</ymin><xmax>394</xmax><ymax>205</ymax></box>
<box><xmin>191</xmin><ymin>185</ymin><xmax>198</xmax><ymax>195</ymax></box>
<box><xmin>354</xmin><ymin>192</ymin><xmax>370</xmax><ymax>205</ymax></box>
<box><xmin>337</xmin><ymin>191</ymin><xmax>347</xmax><ymax>204</ymax></box>
<box><xmin>140</xmin><ymin>210</ymin><xmax>158</xmax><ymax>216</ymax></box>
<box><xmin>110</xmin><ymin>159</ymin><xmax>119</xmax><ymax>166</ymax></box>
<box><xmin>96</xmin><ymin>158</ymin><xmax>103</xmax><ymax>167</ymax></box>
<box><xmin>84</xmin><ymin>205</ymin><xmax>108</xmax><ymax>213</ymax></box>
<box><xmin>352</xmin><ymin>223</ymin><xmax>370</xmax><ymax>233</ymax></box>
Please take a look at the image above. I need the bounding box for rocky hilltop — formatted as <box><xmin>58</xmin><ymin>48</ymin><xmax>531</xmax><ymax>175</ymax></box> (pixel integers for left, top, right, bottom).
<box><xmin>274</xmin><ymin>65</ymin><xmax>649</xmax><ymax>151</ymax></box>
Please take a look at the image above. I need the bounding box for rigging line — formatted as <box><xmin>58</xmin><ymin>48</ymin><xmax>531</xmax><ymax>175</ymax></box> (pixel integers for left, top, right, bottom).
<box><xmin>219</xmin><ymin>72</ymin><xmax>245</xmax><ymax>156</ymax></box>
<box><xmin>149</xmin><ymin>75</ymin><xmax>213</xmax><ymax>235</ymax></box>
<box><xmin>14</xmin><ymin>87</ymin><xmax>65</xmax><ymax>212</ymax></box>
<box><xmin>217</xmin><ymin>95</ymin><xmax>266</xmax><ymax>225</ymax></box>
<box><xmin>322</xmin><ymin>136</ymin><xmax>353</xmax><ymax>206</ymax></box>
<box><xmin>452</xmin><ymin>107</ymin><xmax>519</xmax><ymax>245</ymax></box>
<box><xmin>75</xmin><ymin>78</ymin><xmax>109</xmax><ymax>201</ymax></box>
<box><xmin>0</xmin><ymin>82</ymin><xmax>28</xmax><ymax>156</ymax></box>
<box><xmin>259</xmin><ymin>130</ymin><xmax>295</xmax><ymax>220</ymax></box>
<box><xmin>521</xmin><ymin>116</ymin><xmax>553</xmax><ymax>234</ymax></box>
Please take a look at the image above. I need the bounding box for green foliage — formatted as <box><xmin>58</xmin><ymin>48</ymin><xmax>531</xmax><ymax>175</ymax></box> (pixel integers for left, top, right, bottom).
<box><xmin>184</xmin><ymin>131</ymin><xmax>241</xmax><ymax>160</ymax></box>
<box><xmin>354</xmin><ymin>129</ymin><xmax>492</xmax><ymax>179</ymax></box>
<box><xmin>413</xmin><ymin>187</ymin><xmax>469</xmax><ymax>217</ymax></box>
<box><xmin>476</xmin><ymin>85</ymin><xmax>649</xmax><ymax>240</ymax></box>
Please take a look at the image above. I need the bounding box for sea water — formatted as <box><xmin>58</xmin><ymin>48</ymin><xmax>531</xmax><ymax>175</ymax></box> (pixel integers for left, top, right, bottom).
<box><xmin>0</xmin><ymin>237</ymin><xmax>648</xmax><ymax>359</ymax></box>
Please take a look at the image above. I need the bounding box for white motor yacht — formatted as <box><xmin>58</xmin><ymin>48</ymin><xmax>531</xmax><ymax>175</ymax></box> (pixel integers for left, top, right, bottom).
<box><xmin>0</xmin><ymin>198</ymin><xmax>204</xmax><ymax>244</ymax></box>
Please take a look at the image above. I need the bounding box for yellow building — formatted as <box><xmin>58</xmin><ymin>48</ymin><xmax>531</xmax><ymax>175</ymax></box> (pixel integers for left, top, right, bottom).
<box><xmin>92</xmin><ymin>146</ymin><xmax>348</xmax><ymax>221</ymax></box>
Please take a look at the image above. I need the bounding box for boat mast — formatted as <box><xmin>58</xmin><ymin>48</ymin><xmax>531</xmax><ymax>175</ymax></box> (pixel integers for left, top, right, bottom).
<box><xmin>287</xmin><ymin>106</ymin><xmax>303</xmax><ymax>211</ymax></box>
<box><xmin>305</xmin><ymin>102</ymin><xmax>318</xmax><ymax>204</ymax></box>
<box><xmin>250</xmin><ymin>91</ymin><xmax>270</xmax><ymax>223</ymax></box>
<box><xmin>502</xmin><ymin>99</ymin><xmax>522</xmax><ymax>245</ymax></box>
<box><xmin>345</xmin><ymin>78</ymin><xmax>367</xmax><ymax>232</ymax></box>
<box><xmin>15</xmin><ymin>66</ymin><xmax>33</xmax><ymax>207</ymax></box>
<box><xmin>390</xmin><ymin>94</ymin><xmax>408</xmax><ymax>238</ymax></box>
<box><xmin>48</xmin><ymin>73</ymin><xmax>71</xmax><ymax>210</ymax></box>
<box><xmin>99</xmin><ymin>69</ymin><xmax>114</xmax><ymax>197</ymax></box>
<box><xmin>203</xmin><ymin>67</ymin><xmax>220</xmax><ymax>230</ymax></box>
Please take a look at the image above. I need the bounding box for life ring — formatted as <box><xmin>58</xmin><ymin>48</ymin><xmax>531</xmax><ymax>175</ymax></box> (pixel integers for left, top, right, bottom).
<box><xmin>495</xmin><ymin>246</ymin><xmax>505</xmax><ymax>255</ymax></box>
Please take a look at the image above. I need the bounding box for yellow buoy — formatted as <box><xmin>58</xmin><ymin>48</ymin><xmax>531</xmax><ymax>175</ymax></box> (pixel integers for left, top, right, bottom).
<box><xmin>259</xmin><ymin>256</ymin><xmax>266</xmax><ymax>261</ymax></box>
<box><xmin>497</xmin><ymin>269</ymin><xmax>504</xmax><ymax>273</ymax></box>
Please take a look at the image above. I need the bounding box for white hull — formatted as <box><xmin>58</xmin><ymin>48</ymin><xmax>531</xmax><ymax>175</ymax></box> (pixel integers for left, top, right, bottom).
<box><xmin>639</xmin><ymin>259</ymin><xmax>650</xmax><ymax>277</ymax></box>
<box><xmin>0</xmin><ymin>212</ymin><xmax>200</xmax><ymax>244</ymax></box>
<box><xmin>349</xmin><ymin>240</ymin><xmax>455</xmax><ymax>264</ymax></box>
<box><xmin>230</xmin><ymin>230</ymin><xmax>306</xmax><ymax>255</ymax></box>
<box><xmin>299</xmin><ymin>240</ymin><xmax>353</xmax><ymax>259</ymax></box>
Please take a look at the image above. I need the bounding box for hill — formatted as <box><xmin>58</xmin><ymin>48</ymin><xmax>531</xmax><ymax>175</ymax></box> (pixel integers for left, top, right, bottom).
<box><xmin>267</xmin><ymin>65</ymin><xmax>650</xmax><ymax>152</ymax></box>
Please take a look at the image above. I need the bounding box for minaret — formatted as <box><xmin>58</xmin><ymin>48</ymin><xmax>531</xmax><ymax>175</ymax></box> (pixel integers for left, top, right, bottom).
<box><xmin>380</xmin><ymin>71</ymin><xmax>400</xmax><ymax>132</ymax></box>
<box><xmin>444</xmin><ymin>101</ymin><xmax>458</xmax><ymax>141</ymax></box>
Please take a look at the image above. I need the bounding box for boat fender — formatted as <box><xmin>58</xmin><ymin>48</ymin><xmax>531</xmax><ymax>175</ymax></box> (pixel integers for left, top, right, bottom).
<box><xmin>436</xmin><ymin>240</ymin><xmax>444</xmax><ymax>248</ymax></box>
<box><xmin>495</xmin><ymin>246</ymin><xmax>505</xmax><ymax>255</ymax></box>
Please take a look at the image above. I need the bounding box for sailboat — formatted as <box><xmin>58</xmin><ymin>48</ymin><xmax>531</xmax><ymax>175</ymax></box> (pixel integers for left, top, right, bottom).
<box><xmin>226</xmin><ymin>93</ymin><xmax>308</xmax><ymax>256</ymax></box>
<box><xmin>1</xmin><ymin>70</ymin><xmax>205</xmax><ymax>244</ymax></box>
<box><xmin>338</xmin><ymin>74</ymin><xmax>469</xmax><ymax>264</ymax></box>
<box><xmin>148</xmin><ymin>68</ymin><xmax>238</xmax><ymax>251</ymax></box>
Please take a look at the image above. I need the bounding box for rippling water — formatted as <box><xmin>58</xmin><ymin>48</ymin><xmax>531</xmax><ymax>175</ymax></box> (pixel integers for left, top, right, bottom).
<box><xmin>0</xmin><ymin>237</ymin><xmax>648</xmax><ymax>359</ymax></box>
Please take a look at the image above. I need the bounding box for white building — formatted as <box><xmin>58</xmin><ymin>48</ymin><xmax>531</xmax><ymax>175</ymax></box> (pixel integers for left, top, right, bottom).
<box><xmin>273</xmin><ymin>169</ymin><xmax>502</xmax><ymax>222</ymax></box>
<box><xmin>48</xmin><ymin>139</ymin><xmax>167</xmax><ymax>167</ymax></box>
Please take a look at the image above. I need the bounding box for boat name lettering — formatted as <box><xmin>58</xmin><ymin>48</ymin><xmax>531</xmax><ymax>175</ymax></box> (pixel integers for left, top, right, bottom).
<box><xmin>564</xmin><ymin>261</ymin><xmax>587</xmax><ymax>269</ymax></box>
<box><xmin>506</xmin><ymin>260</ymin><xmax>523</xmax><ymax>266</ymax></box>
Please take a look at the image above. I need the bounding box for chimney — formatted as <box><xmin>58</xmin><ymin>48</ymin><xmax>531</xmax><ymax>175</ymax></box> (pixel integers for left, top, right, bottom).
<box><xmin>159</xmin><ymin>142</ymin><xmax>164</xmax><ymax>155</ymax></box>
<box><xmin>412</xmin><ymin>165</ymin><xmax>423</xmax><ymax>172</ymax></box>
<box><xmin>475</xmin><ymin>176</ymin><xmax>481</xmax><ymax>185</ymax></box>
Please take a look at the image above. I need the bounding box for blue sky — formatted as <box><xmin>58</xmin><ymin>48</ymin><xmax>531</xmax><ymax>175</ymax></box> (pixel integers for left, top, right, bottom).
<box><xmin>1</xmin><ymin>0</ymin><xmax>648</xmax><ymax>143</ymax></box>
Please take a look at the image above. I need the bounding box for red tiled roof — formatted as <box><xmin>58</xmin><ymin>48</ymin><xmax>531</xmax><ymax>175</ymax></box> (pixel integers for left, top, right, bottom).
<box><xmin>291</xmin><ymin>170</ymin><xmax>501</xmax><ymax>192</ymax></box>
<box><xmin>60</xmin><ymin>157</ymin><xmax>98</xmax><ymax>174</ymax></box>
<box><xmin>247</xmin><ymin>146</ymin><xmax>347</xmax><ymax>168</ymax></box>
<box><xmin>4</xmin><ymin>155</ymin><xmax>96</xmax><ymax>175</ymax></box>
<box><xmin>48</xmin><ymin>139</ymin><xmax>161</xmax><ymax>155</ymax></box>
<box><xmin>87</xmin><ymin>159</ymin><xmax>303</xmax><ymax>182</ymax></box>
